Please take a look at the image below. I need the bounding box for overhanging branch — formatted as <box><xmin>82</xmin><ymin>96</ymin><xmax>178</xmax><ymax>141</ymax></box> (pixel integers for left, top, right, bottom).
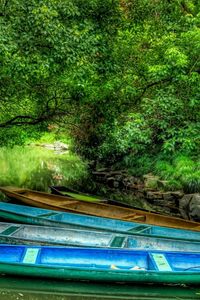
<box><xmin>0</xmin><ymin>110</ymin><xmax>69</xmax><ymax>128</ymax></box>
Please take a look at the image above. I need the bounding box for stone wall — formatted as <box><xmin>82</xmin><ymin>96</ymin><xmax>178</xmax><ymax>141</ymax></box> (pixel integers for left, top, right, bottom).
<box><xmin>92</xmin><ymin>170</ymin><xmax>184</xmax><ymax>217</ymax></box>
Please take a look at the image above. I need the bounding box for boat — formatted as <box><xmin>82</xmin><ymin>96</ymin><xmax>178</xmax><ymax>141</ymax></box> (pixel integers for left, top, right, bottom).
<box><xmin>0</xmin><ymin>202</ymin><xmax>200</xmax><ymax>242</ymax></box>
<box><xmin>0</xmin><ymin>186</ymin><xmax>200</xmax><ymax>231</ymax></box>
<box><xmin>0</xmin><ymin>220</ymin><xmax>200</xmax><ymax>252</ymax></box>
<box><xmin>0</xmin><ymin>244</ymin><xmax>200</xmax><ymax>284</ymax></box>
<box><xmin>50</xmin><ymin>185</ymin><xmax>139</xmax><ymax>209</ymax></box>
<box><xmin>1</xmin><ymin>276</ymin><xmax>199</xmax><ymax>300</ymax></box>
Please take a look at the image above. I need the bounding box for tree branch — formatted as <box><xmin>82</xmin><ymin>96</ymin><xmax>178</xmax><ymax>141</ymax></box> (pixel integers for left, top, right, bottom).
<box><xmin>123</xmin><ymin>77</ymin><xmax>172</xmax><ymax>106</ymax></box>
<box><xmin>0</xmin><ymin>110</ymin><xmax>69</xmax><ymax>128</ymax></box>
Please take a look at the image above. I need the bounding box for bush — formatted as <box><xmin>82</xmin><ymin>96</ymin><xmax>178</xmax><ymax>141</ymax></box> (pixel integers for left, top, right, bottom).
<box><xmin>154</xmin><ymin>154</ymin><xmax>200</xmax><ymax>192</ymax></box>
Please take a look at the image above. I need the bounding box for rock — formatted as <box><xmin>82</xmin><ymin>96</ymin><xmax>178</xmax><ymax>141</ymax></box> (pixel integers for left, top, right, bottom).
<box><xmin>134</xmin><ymin>190</ymin><xmax>145</xmax><ymax>199</ymax></box>
<box><xmin>54</xmin><ymin>141</ymin><xmax>68</xmax><ymax>150</ymax></box>
<box><xmin>146</xmin><ymin>191</ymin><xmax>163</xmax><ymax>200</ymax></box>
<box><xmin>128</xmin><ymin>183</ymin><xmax>144</xmax><ymax>190</ymax></box>
<box><xmin>188</xmin><ymin>194</ymin><xmax>200</xmax><ymax>221</ymax></box>
<box><xmin>96</xmin><ymin>168</ymin><xmax>109</xmax><ymax>172</ymax></box>
<box><xmin>106</xmin><ymin>177</ymin><xmax>116</xmax><ymax>187</ymax></box>
<box><xmin>36</xmin><ymin>141</ymin><xmax>69</xmax><ymax>152</ymax></box>
<box><xmin>92</xmin><ymin>171</ymin><xmax>109</xmax><ymax>177</ymax></box>
<box><xmin>109</xmin><ymin>171</ymin><xmax>127</xmax><ymax>176</ymax></box>
<box><xmin>113</xmin><ymin>181</ymin><xmax>120</xmax><ymax>188</ymax></box>
<box><xmin>162</xmin><ymin>192</ymin><xmax>174</xmax><ymax>201</ymax></box>
<box><xmin>179</xmin><ymin>193</ymin><xmax>200</xmax><ymax>221</ymax></box>
<box><xmin>143</xmin><ymin>174</ymin><xmax>159</xmax><ymax>189</ymax></box>
<box><xmin>171</xmin><ymin>191</ymin><xmax>184</xmax><ymax>199</ymax></box>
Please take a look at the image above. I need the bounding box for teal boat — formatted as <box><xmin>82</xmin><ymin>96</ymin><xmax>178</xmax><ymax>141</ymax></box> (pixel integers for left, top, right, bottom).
<box><xmin>0</xmin><ymin>245</ymin><xmax>200</xmax><ymax>284</ymax></box>
<box><xmin>0</xmin><ymin>221</ymin><xmax>200</xmax><ymax>252</ymax></box>
<box><xmin>0</xmin><ymin>202</ymin><xmax>200</xmax><ymax>242</ymax></box>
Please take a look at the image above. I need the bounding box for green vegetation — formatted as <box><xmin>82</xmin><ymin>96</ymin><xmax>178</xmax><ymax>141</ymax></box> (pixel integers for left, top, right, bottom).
<box><xmin>155</xmin><ymin>155</ymin><xmax>200</xmax><ymax>193</ymax></box>
<box><xmin>0</xmin><ymin>146</ymin><xmax>88</xmax><ymax>191</ymax></box>
<box><xmin>0</xmin><ymin>0</ymin><xmax>199</xmax><ymax>192</ymax></box>
<box><xmin>118</xmin><ymin>153</ymin><xmax>200</xmax><ymax>192</ymax></box>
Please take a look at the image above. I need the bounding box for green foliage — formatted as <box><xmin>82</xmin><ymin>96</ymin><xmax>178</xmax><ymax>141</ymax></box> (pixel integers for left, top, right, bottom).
<box><xmin>92</xmin><ymin>113</ymin><xmax>152</xmax><ymax>164</ymax></box>
<box><xmin>0</xmin><ymin>0</ymin><xmax>199</xmax><ymax>195</ymax></box>
<box><xmin>35</xmin><ymin>128</ymin><xmax>72</xmax><ymax>145</ymax></box>
<box><xmin>70</xmin><ymin>0</ymin><xmax>200</xmax><ymax>163</ymax></box>
<box><xmin>163</xmin><ymin>180</ymin><xmax>183</xmax><ymax>192</ymax></box>
<box><xmin>0</xmin><ymin>126</ymin><xmax>42</xmax><ymax>147</ymax></box>
<box><xmin>182</xmin><ymin>173</ymin><xmax>200</xmax><ymax>193</ymax></box>
<box><xmin>118</xmin><ymin>152</ymin><xmax>200</xmax><ymax>192</ymax></box>
<box><xmin>154</xmin><ymin>160</ymin><xmax>175</xmax><ymax>180</ymax></box>
<box><xmin>121</xmin><ymin>154</ymin><xmax>155</xmax><ymax>177</ymax></box>
<box><xmin>155</xmin><ymin>154</ymin><xmax>200</xmax><ymax>192</ymax></box>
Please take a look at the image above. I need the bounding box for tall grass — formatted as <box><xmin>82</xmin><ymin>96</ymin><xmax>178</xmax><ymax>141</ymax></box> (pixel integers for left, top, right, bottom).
<box><xmin>155</xmin><ymin>155</ymin><xmax>200</xmax><ymax>192</ymax></box>
<box><xmin>0</xmin><ymin>146</ymin><xmax>88</xmax><ymax>192</ymax></box>
<box><xmin>119</xmin><ymin>151</ymin><xmax>200</xmax><ymax>193</ymax></box>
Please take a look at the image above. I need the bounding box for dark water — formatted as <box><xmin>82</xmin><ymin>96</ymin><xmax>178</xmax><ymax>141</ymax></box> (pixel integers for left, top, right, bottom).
<box><xmin>0</xmin><ymin>276</ymin><xmax>200</xmax><ymax>300</ymax></box>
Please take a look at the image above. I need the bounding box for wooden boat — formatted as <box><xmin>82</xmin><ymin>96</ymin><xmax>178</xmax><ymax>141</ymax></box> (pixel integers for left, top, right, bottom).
<box><xmin>0</xmin><ymin>245</ymin><xmax>200</xmax><ymax>284</ymax></box>
<box><xmin>0</xmin><ymin>220</ymin><xmax>200</xmax><ymax>252</ymax></box>
<box><xmin>50</xmin><ymin>185</ymin><xmax>138</xmax><ymax>209</ymax></box>
<box><xmin>1</xmin><ymin>276</ymin><xmax>199</xmax><ymax>300</ymax></box>
<box><xmin>1</xmin><ymin>186</ymin><xmax>200</xmax><ymax>231</ymax></box>
<box><xmin>0</xmin><ymin>202</ymin><xmax>200</xmax><ymax>242</ymax></box>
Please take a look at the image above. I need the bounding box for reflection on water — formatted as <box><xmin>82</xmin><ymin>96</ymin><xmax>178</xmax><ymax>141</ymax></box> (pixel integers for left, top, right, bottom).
<box><xmin>0</xmin><ymin>276</ymin><xmax>199</xmax><ymax>300</ymax></box>
<box><xmin>0</xmin><ymin>146</ymin><xmax>88</xmax><ymax>192</ymax></box>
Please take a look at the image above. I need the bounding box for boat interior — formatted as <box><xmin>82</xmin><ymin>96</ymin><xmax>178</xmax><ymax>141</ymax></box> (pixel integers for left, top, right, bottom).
<box><xmin>0</xmin><ymin>222</ymin><xmax>200</xmax><ymax>252</ymax></box>
<box><xmin>1</xmin><ymin>245</ymin><xmax>200</xmax><ymax>272</ymax></box>
<box><xmin>14</xmin><ymin>190</ymin><xmax>148</xmax><ymax>220</ymax></box>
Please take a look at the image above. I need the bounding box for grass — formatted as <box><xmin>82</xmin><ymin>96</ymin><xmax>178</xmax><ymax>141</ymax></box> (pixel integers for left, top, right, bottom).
<box><xmin>0</xmin><ymin>146</ymin><xmax>88</xmax><ymax>192</ymax></box>
<box><xmin>119</xmin><ymin>151</ymin><xmax>200</xmax><ymax>193</ymax></box>
<box><xmin>35</xmin><ymin>131</ymin><xmax>72</xmax><ymax>145</ymax></box>
<box><xmin>154</xmin><ymin>154</ymin><xmax>200</xmax><ymax>192</ymax></box>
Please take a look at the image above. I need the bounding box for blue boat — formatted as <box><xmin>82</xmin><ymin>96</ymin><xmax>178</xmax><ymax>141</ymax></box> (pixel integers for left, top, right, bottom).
<box><xmin>0</xmin><ymin>221</ymin><xmax>200</xmax><ymax>252</ymax></box>
<box><xmin>0</xmin><ymin>202</ymin><xmax>200</xmax><ymax>242</ymax></box>
<box><xmin>0</xmin><ymin>245</ymin><xmax>200</xmax><ymax>284</ymax></box>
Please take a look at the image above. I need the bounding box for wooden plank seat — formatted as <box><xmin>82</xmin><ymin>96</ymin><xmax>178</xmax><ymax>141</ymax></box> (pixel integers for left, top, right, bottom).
<box><xmin>123</xmin><ymin>214</ymin><xmax>146</xmax><ymax>221</ymax></box>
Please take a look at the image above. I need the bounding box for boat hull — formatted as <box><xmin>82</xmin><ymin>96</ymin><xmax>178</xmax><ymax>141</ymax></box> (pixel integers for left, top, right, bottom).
<box><xmin>1</xmin><ymin>263</ymin><xmax>200</xmax><ymax>284</ymax></box>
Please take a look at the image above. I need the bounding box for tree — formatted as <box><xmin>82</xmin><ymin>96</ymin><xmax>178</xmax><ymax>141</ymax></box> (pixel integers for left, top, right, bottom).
<box><xmin>0</xmin><ymin>0</ymin><xmax>199</xmax><ymax>163</ymax></box>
